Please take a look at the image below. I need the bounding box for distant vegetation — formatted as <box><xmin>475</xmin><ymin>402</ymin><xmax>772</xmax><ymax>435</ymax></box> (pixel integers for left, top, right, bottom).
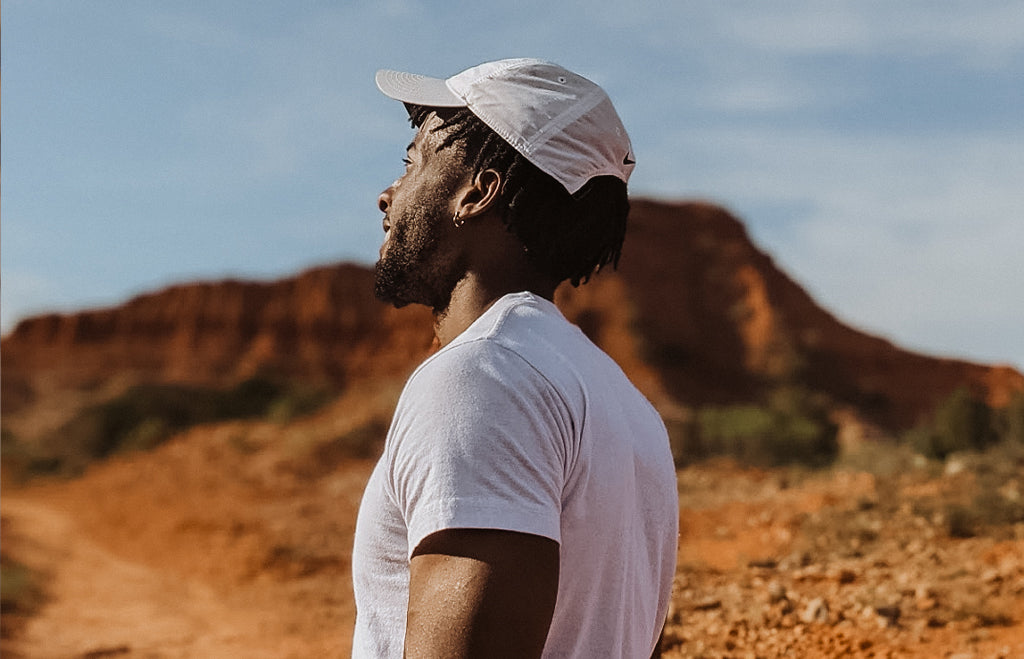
<box><xmin>906</xmin><ymin>387</ymin><xmax>1024</xmax><ymax>460</ymax></box>
<box><xmin>667</xmin><ymin>386</ymin><xmax>840</xmax><ymax>468</ymax></box>
<box><xmin>2</xmin><ymin>377</ymin><xmax>335</xmax><ymax>480</ymax></box>
<box><xmin>665</xmin><ymin>384</ymin><xmax>1024</xmax><ymax>470</ymax></box>
<box><xmin>5</xmin><ymin>372</ymin><xmax>1023</xmax><ymax>483</ymax></box>
<box><xmin>0</xmin><ymin>553</ymin><xmax>48</xmax><ymax>640</ymax></box>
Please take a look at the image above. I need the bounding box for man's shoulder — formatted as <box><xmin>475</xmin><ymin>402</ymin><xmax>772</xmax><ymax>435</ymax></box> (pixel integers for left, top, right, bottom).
<box><xmin>408</xmin><ymin>335</ymin><xmax>540</xmax><ymax>393</ymax></box>
<box><xmin>397</xmin><ymin>337</ymin><xmax>528</xmax><ymax>399</ymax></box>
<box><xmin>411</xmin><ymin>295</ymin><xmax>560</xmax><ymax>374</ymax></box>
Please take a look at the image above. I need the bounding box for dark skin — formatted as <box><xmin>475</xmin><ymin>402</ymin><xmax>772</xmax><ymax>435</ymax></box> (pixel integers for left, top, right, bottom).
<box><xmin>376</xmin><ymin>112</ymin><xmax>561</xmax><ymax>657</ymax></box>
<box><xmin>406</xmin><ymin>530</ymin><xmax>559</xmax><ymax>658</ymax></box>
<box><xmin>429</xmin><ymin>164</ymin><xmax>560</xmax><ymax>345</ymax></box>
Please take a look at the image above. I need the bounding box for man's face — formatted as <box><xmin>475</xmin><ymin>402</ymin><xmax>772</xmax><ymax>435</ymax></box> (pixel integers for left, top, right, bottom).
<box><xmin>374</xmin><ymin>112</ymin><xmax>469</xmax><ymax>311</ymax></box>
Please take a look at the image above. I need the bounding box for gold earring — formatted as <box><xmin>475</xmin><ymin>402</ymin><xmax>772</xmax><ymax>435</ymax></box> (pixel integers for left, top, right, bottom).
<box><xmin>453</xmin><ymin>211</ymin><xmax>465</xmax><ymax>228</ymax></box>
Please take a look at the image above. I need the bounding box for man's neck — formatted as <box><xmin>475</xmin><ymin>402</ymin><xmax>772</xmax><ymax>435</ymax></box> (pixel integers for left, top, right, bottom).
<box><xmin>429</xmin><ymin>207</ymin><xmax>560</xmax><ymax>347</ymax></box>
<box><xmin>432</xmin><ymin>272</ymin><xmax>557</xmax><ymax>347</ymax></box>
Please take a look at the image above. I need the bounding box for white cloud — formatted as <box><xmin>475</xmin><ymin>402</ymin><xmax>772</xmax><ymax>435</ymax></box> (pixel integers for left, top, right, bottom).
<box><xmin>580</xmin><ymin>1</ymin><xmax>1024</xmax><ymax>64</ymax></box>
<box><xmin>715</xmin><ymin>1</ymin><xmax>1024</xmax><ymax>65</ymax></box>
<box><xmin>377</xmin><ymin>0</ymin><xmax>424</xmax><ymax>19</ymax></box>
<box><xmin>718</xmin><ymin>2</ymin><xmax>1017</xmax><ymax>48</ymax></box>
<box><xmin>700</xmin><ymin>77</ymin><xmax>825</xmax><ymax>113</ymax></box>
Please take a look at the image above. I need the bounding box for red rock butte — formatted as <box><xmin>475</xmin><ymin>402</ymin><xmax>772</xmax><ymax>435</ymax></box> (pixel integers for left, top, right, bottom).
<box><xmin>3</xmin><ymin>199</ymin><xmax>1021</xmax><ymax>435</ymax></box>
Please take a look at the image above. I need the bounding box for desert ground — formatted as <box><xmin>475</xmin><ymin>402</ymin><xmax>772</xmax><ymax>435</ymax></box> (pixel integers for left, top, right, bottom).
<box><xmin>3</xmin><ymin>407</ymin><xmax>1024</xmax><ymax>658</ymax></box>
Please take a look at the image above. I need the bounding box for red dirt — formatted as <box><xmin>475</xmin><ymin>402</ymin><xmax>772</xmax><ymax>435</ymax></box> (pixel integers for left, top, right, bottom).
<box><xmin>4</xmin><ymin>427</ymin><xmax>1024</xmax><ymax>658</ymax></box>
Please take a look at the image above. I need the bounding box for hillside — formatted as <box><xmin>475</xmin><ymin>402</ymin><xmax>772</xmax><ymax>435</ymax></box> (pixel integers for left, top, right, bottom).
<box><xmin>3</xmin><ymin>199</ymin><xmax>1021</xmax><ymax>445</ymax></box>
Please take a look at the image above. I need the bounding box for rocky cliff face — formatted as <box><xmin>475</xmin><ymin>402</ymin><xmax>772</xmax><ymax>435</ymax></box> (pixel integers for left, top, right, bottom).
<box><xmin>2</xmin><ymin>265</ymin><xmax>433</xmax><ymax>390</ymax></box>
<box><xmin>3</xmin><ymin>200</ymin><xmax>1020</xmax><ymax>435</ymax></box>
<box><xmin>601</xmin><ymin>200</ymin><xmax>1023</xmax><ymax>427</ymax></box>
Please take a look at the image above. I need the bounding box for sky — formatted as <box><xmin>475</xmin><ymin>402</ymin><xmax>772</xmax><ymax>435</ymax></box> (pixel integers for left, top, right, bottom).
<box><xmin>3</xmin><ymin>1</ymin><xmax>1022</xmax><ymax>369</ymax></box>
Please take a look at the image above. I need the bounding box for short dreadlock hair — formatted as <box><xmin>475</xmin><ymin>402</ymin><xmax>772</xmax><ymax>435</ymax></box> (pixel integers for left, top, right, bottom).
<box><xmin>407</xmin><ymin>104</ymin><xmax>629</xmax><ymax>287</ymax></box>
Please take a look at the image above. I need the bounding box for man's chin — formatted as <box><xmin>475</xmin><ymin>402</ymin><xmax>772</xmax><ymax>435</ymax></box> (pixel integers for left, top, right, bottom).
<box><xmin>373</xmin><ymin>280</ymin><xmax>410</xmax><ymax>308</ymax></box>
<box><xmin>376</xmin><ymin>294</ymin><xmax>412</xmax><ymax>309</ymax></box>
<box><xmin>374</xmin><ymin>266</ymin><xmax>413</xmax><ymax>308</ymax></box>
<box><xmin>373</xmin><ymin>259</ymin><xmax>458</xmax><ymax>313</ymax></box>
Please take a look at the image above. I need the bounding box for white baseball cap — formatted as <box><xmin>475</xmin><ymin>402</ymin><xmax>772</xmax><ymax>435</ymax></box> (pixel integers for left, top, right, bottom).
<box><xmin>375</xmin><ymin>58</ymin><xmax>635</xmax><ymax>195</ymax></box>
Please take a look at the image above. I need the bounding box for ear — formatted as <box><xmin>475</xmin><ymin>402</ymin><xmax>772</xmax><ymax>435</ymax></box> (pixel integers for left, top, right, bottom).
<box><xmin>453</xmin><ymin>169</ymin><xmax>502</xmax><ymax>222</ymax></box>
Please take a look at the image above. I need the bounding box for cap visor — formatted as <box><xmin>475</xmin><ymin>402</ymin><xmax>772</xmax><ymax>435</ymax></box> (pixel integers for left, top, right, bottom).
<box><xmin>375</xmin><ymin>69</ymin><xmax>465</xmax><ymax>107</ymax></box>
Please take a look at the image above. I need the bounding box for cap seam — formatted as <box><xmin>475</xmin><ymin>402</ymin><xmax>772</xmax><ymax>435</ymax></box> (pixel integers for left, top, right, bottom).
<box><xmin>446</xmin><ymin>58</ymin><xmax>540</xmax><ymax>102</ymax></box>
<box><xmin>520</xmin><ymin>87</ymin><xmax>607</xmax><ymax>154</ymax></box>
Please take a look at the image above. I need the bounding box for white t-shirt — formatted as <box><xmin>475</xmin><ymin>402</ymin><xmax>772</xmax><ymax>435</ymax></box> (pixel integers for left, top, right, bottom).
<box><xmin>352</xmin><ymin>292</ymin><xmax>678</xmax><ymax>658</ymax></box>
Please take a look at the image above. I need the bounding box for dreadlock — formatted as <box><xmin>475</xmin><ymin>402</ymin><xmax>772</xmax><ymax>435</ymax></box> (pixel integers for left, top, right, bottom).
<box><xmin>406</xmin><ymin>104</ymin><xmax>629</xmax><ymax>287</ymax></box>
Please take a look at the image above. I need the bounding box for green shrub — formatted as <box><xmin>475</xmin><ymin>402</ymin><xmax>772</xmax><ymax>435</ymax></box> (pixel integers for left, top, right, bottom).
<box><xmin>946</xmin><ymin>504</ymin><xmax>977</xmax><ymax>538</ymax></box>
<box><xmin>971</xmin><ymin>488</ymin><xmax>1024</xmax><ymax>527</ymax></box>
<box><xmin>265</xmin><ymin>384</ymin><xmax>335</xmax><ymax>424</ymax></box>
<box><xmin>665</xmin><ymin>412</ymin><xmax>703</xmax><ymax>467</ymax></box>
<box><xmin>0</xmin><ymin>556</ymin><xmax>48</xmax><ymax>619</ymax></box>
<box><xmin>936</xmin><ymin>387</ymin><xmax>996</xmax><ymax>451</ymax></box>
<box><xmin>669</xmin><ymin>387</ymin><xmax>839</xmax><ymax>468</ymax></box>
<box><xmin>994</xmin><ymin>390</ymin><xmax>1024</xmax><ymax>445</ymax></box>
<box><xmin>943</xmin><ymin>488</ymin><xmax>1024</xmax><ymax>539</ymax></box>
<box><xmin>836</xmin><ymin>439</ymin><xmax>928</xmax><ymax>479</ymax></box>
<box><xmin>36</xmin><ymin>377</ymin><xmax>335</xmax><ymax>475</ymax></box>
<box><xmin>908</xmin><ymin>387</ymin><xmax>999</xmax><ymax>460</ymax></box>
<box><xmin>698</xmin><ymin>404</ymin><xmax>776</xmax><ymax>464</ymax></box>
<box><xmin>119</xmin><ymin>417</ymin><xmax>171</xmax><ymax>453</ymax></box>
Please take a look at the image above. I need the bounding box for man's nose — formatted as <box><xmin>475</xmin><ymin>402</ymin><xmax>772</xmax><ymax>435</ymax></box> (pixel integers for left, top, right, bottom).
<box><xmin>378</xmin><ymin>186</ymin><xmax>393</xmax><ymax>213</ymax></box>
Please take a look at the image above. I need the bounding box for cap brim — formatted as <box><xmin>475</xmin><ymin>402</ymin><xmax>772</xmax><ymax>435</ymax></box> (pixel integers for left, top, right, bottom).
<box><xmin>375</xmin><ymin>69</ymin><xmax>466</xmax><ymax>107</ymax></box>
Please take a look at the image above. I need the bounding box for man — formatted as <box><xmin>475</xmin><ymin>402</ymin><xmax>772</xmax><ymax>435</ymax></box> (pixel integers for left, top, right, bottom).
<box><xmin>352</xmin><ymin>58</ymin><xmax>678</xmax><ymax>658</ymax></box>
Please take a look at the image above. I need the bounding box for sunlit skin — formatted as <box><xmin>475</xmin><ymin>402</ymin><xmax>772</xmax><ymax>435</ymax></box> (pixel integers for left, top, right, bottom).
<box><xmin>375</xmin><ymin>111</ymin><xmax>560</xmax><ymax>347</ymax></box>
<box><xmin>406</xmin><ymin>530</ymin><xmax>558</xmax><ymax>658</ymax></box>
<box><xmin>373</xmin><ymin>115</ymin><xmax>469</xmax><ymax>313</ymax></box>
<box><xmin>374</xmin><ymin>111</ymin><xmax>561</xmax><ymax>657</ymax></box>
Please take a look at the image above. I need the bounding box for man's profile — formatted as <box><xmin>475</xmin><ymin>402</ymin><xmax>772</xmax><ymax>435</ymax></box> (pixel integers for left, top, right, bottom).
<box><xmin>351</xmin><ymin>58</ymin><xmax>678</xmax><ymax>658</ymax></box>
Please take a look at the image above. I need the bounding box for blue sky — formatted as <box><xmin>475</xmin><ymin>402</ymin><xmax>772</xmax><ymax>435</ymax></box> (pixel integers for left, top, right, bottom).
<box><xmin>4</xmin><ymin>1</ymin><xmax>1023</xmax><ymax>369</ymax></box>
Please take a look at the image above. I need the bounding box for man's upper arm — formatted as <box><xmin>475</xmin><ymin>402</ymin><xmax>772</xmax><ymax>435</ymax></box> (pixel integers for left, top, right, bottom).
<box><xmin>405</xmin><ymin>528</ymin><xmax>559</xmax><ymax>659</ymax></box>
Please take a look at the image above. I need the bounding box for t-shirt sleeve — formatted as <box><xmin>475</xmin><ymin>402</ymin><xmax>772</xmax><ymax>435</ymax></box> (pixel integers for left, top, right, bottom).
<box><xmin>384</xmin><ymin>341</ymin><xmax>574</xmax><ymax>558</ymax></box>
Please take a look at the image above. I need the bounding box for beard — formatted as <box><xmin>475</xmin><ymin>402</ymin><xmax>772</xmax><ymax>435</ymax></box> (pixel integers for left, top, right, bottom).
<box><xmin>374</xmin><ymin>201</ymin><xmax>464</xmax><ymax>313</ymax></box>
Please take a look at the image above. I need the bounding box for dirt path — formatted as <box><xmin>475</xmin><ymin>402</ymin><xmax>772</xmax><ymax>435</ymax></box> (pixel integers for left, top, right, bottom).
<box><xmin>3</xmin><ymin>497</ymin><xmax>288</xmax><ymax>658</ymax></box>
<box><xmin>1</xmin><ymin>419</ymin><xmax>372</xmax><ymax>658</ymax></box>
